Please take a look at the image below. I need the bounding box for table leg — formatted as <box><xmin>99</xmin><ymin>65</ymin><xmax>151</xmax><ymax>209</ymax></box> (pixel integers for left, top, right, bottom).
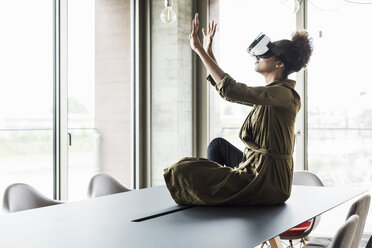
<box><xmin>268</xmin><ymin>236</ymin><xmax>283</xmax><ymax>248</ymax></box>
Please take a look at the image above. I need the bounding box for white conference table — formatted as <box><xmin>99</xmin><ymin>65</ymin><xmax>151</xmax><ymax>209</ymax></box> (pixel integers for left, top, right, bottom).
<box><xmin>0</xmin><ymin>185</ymin><xmax>365</xmax><ymax>248</ymax></box>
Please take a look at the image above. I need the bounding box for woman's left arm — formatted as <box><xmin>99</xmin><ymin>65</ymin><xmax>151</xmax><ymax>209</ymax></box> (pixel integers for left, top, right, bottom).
<box><xmin>189</xmin><ymin>13</ymin><xmax>225</xmax><ymax>83</ymax></box>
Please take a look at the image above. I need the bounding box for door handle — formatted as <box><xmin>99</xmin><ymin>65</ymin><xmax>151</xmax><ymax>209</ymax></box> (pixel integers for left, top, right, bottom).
<box><xmin>68</xmin><ymin>133</ymin><xmax>72</xmax><ymax>146</ymax></box>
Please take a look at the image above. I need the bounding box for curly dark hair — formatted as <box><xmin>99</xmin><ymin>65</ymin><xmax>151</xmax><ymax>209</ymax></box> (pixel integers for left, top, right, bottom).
<box><xmin>274</xmin><ymin>30</ymin><xmax>313</xmax><ymax>78</ymax></box>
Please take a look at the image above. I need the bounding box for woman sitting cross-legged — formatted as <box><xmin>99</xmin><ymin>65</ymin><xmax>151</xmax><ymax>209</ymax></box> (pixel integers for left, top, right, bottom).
<box><xmin>164</xmin><ymin>13</ymin><xmax>313</xmax><ymax>206</ymax></box>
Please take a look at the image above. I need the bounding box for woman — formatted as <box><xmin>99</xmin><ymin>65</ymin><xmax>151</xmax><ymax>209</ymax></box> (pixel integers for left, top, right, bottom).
<box><xmin>164</xmin><ymin>13</ymin><xmax>313</xmax><ymax>205</ymax></box>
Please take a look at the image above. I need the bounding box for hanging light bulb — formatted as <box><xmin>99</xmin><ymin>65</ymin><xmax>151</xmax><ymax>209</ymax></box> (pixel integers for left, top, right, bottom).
<box><xmin>281</xmin><ymin>0</ymin><xmax>301</xmax><ymax>14</ymax></box>
<box><xmin>160</xmin><ymin>0</ymin><xmax>177</xmax><ymax>24</ymax></box>
<box><xmin>293</xmin><ymin>0</ymin><xmax>301</xmax><ymax>13</ymax></box>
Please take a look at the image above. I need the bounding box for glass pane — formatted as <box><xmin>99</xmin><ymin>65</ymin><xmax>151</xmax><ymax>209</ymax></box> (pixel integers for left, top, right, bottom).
<box><xmin>150</xmin><ymin>0</ymin><xmax>193</xmax><ymax>186</ymax></box>
<box><xmin>0</xmin><ymin>1</ymin><xmax>54</xmax><ymax>199</ymax></box>
<box><xmin>209</xmin><ymin>0</ymin><xmax>296</xmax><ymax>150</ymax></box>
<box><xmin>307</xmin><ymin>0</ymin><xmax>372</xmax><ymax>235</ymax></box>
<box><xmin>68</xmin><ymin>0</ymin><xmax>133</xmax><ymax>200</ymax></box>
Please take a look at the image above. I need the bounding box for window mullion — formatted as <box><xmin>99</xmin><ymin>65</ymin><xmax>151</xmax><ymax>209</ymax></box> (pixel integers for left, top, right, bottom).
<box><xmin>294</xmin><ymin>0</ymin><xmax>308</xmax><ymax>171</ymax></box>
<box><xmin>54</xmin><ymin>0</ymin><xmax>68</xmax><ymax>200</ymax></box>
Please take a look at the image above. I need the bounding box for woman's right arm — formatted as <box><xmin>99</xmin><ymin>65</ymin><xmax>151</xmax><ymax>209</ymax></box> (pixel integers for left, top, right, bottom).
<box><xmin>190</xmin><ymin>14</ymin><xmax>294</xmax><ymax>108</ymax></box>
<box><xmin>215</xmin><ymin>74</ymin><xmax>295</xmax><ymax>108</ymax></box>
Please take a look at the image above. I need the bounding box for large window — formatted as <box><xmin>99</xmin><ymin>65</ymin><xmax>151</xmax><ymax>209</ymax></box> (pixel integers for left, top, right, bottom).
<box><xmin>0</xmin><ymin>1</ymin><xmax>54</xmax><ymax>199</ymax></box>
<box><xmin>0</xmin><ymin>0</ymin><xmax>133</xmax><ymax>204</ymax></box>
<box><xmin>209</xmin><ymin>0</ymin><xmax>296</xmax><ymax>150</ymax></box>
<box><xmin>307</xmin><ymin>0</ymin><xmax>372</xmax><ymax>235</ymax></box>
<box><xmin>209</xmin><ymin>0</ymin><xmax>372</xmax><ymax>237</ymax></box>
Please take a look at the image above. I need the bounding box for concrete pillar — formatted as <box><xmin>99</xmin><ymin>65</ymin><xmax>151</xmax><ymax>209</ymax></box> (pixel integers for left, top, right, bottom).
<box><xmin>95</xmin><ymin>0</ymin><xmax>132</xmax><ymax>185</ymax></box>
<box><xmin>150</xmin><ymin>0</ymin><xmax>193</xmax><ymax>186</ymax></box>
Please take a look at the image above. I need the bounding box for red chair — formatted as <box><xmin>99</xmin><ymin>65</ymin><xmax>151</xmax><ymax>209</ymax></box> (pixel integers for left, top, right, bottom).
<box><xmin>261</xmin><ymin>171</ymin><xmax>324</xmax><ymax>248</ymax></box>
<box><xmin>281</xmin><ymin>171</ymin><xmax>324</xmax><ymax>247</ymax></box>
<box><xmin>280</xmin><ymin>220</ymin><xmax>314</xmax><ymax>247</ymax></box>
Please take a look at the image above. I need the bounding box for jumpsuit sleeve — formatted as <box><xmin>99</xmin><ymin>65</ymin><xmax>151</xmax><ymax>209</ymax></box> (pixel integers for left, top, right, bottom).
<box><xmin>207</xmin><ymin>73</ymin><xmax>294</xmax><ymax>108</ymax></box>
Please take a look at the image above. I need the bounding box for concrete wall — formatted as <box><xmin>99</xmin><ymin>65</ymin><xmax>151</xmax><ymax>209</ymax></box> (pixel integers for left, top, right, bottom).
<box><xmin>208</xmin><ymin>0</ymin><xmax>221</xmax><ymax>141</ymax></box>
<box><xmin>151</xmin><ymin>0</ymin><xmax>193</xmax><ymax>186</ymax></box>
<box><xmin>95</xmin><ymin>0</ymin><xmax>132</xmax><ymax>186</ymax></box>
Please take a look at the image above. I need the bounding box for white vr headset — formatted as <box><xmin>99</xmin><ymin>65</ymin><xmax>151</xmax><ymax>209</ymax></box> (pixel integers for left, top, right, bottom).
<box><xmin>247</xmin><ymin>33</ymin><xmax>280</xmax><ymax>59</ymax></box>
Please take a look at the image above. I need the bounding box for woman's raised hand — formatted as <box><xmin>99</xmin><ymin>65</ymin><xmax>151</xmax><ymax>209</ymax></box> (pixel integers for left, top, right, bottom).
<box><xmin>188</xmin><ymin>14</ymin><xmax>225</xmax><ymax>82</ymax></box>
<box><xmin>189</xmin><ymin>13</ymin><xmax>203</xmax><ymax>53</ymax></box>
<box><xmin>202</xmin><ymin>21</ymin><xmax>217</xmax><ymax>54</ymax></box>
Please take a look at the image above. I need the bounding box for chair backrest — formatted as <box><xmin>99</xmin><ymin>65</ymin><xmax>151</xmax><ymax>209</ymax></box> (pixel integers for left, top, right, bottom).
<box><xmin>345</xmin><ymin>194</ymin><xmax>371</xmax><ymax>248</ymax></box>
<box><xmin>293</xmin><ymin>170</ymin><xmax>324</xmax><ymax>230</ymax></box>
<box><xmin>330</xmin><ymin>214</ymin><xmax>359</xmax><ymax>248</ymax></box>
<box><xmin>293</xmin><ymin>171</ymin><xmax>324</xmax><ymax>187</ymax></box>
<box><xmin>87</xmin><ymin>173</ymin><xmax>132</xmax><ymax>198</ymax></box>
<box><xmin>365</xmin><ymin>234</ymin><xmax>372</xmax><ymax>248</ymax></box>
<box><xmin>3</xmin><ymin>183</ymin><xmax>62</xmax><ymax>213</ymax></box>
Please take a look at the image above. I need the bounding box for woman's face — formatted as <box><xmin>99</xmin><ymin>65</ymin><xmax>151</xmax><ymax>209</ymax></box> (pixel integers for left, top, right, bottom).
<box><xmin>254</xmin><ymin>56</ymin><xmax>281</xmax><ymax>74</ymax></box>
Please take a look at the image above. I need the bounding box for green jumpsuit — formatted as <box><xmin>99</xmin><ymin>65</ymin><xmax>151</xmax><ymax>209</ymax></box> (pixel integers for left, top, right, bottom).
<box><xmin>163</xmin><ymin>73</ymin><xmax>301</xmax><ymax>205</ymax></box>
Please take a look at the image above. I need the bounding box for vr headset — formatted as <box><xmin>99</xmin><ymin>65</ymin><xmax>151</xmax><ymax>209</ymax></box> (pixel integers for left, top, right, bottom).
<box><xmin>247</xmin><ymin>33</ymin><xmax>280</xmax><ymax>59</ymax></box>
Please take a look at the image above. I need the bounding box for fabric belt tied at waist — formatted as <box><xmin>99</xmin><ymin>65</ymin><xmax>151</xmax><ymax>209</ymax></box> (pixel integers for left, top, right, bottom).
<box><xmin>244</xmin><ymin>146</ymin><xmax>291</xmax><ymax>160</ymax></box>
